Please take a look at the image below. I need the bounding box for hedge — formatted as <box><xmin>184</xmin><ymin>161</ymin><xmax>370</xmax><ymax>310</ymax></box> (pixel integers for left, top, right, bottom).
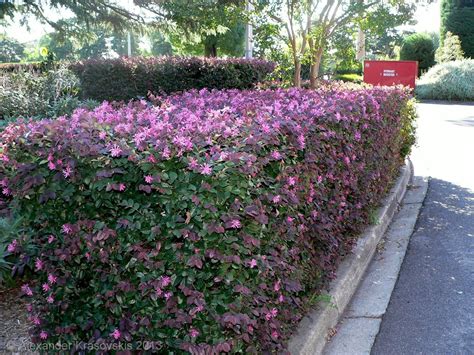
<box><xmin>400</xmin><ymin>33</ymin><xmax>436</xmax><ymax>76</ymax></box>
<box><xmin>0</xmin><ymin>86</ymin><xmax>416</xmax><ymax>352</ymax></box>
<box><xmin>416</xmin><ymin>59</ymin><xmax>474</xmax><ymax>101</ymax></box>
<box><xmin>70</xmin><ymin>56</ymin><xmax>276</xmax><ymax>102</ymax></box>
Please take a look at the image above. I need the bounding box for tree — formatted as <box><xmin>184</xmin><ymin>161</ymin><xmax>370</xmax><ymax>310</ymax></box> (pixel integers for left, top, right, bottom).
<box><xmin>252</xmin><ymin>0</ymin><xmax>422</xmax><ymax>87</ymax></box>
<box><xmin>441</xmin><ymin>0</ymin><xmax>474</xmax><ymax>58</ymax></box>
<box><xmin>0</xmin><ymin>35</ymin><xmax>25</xmax><ymax>62</ymax></box>
<box><xmin>111</xmin><ymin>31</ymin><xmax>140</xmax><ymax>57</ymax></box>
<box><xmin>138</xmin><ymin>0</ymin><xmax>245</xmax><ymax>57</ymax></box>
<box><xmin>149</xmin><ymin>31</ymin><xmax>173</xmax><ymax>56</ymax></box>
<box><xmin>435</xmin><ymin>31</ymin><xmax>464</xmax><ymax>63</ymax></box>
<box><xmin>399</xmin><ymin>32</ymin><xmax>435</xmax><ymax>75</ymax></box>
<box><xmin>0</xmin><ymin>1</ymin><xmax>142</xmax><ymax>33</ymax></box>
<box><xmin>2</xmin><ymin>0</ymin><xmax>246</xmax><ymax>58</ymax></box>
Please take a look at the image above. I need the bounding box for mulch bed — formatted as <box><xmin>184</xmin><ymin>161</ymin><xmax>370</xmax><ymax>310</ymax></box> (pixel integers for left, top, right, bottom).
<box><xmin>0</xmin><ymin>287</ymin><xmax>36</xmax><ymax>354</ymax></box>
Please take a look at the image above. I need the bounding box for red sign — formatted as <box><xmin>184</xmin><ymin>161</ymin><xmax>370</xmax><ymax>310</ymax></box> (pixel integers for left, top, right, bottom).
<box><xmin>363</xmin><ymin>60</ymin><xmax>418</xmax><ymax>89</ymax></box>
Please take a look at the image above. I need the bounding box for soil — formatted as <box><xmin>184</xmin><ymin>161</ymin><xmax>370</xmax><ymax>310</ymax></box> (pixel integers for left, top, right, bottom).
<box><xmin>0</xmin><ymin>287</ymin><xmax>36</xmax><ymax>354</ymax></box>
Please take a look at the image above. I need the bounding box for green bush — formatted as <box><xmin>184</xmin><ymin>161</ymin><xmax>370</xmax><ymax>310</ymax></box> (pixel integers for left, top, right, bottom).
<box><xmin>400</xmin><ymin>33</ymin><xmax>436</xmax><ymax>76</ymax></box>
<box><xmin>333</xmin><ymin>73</ymin><xmax>363</xmax><ymax>83</ymax></box>
<box><xmin>441</xmin><ymin>0</ymin><xmax>474</xmax><ymax>58</ymax></box>
<box><xmin>416</xmin><ymin>59</ymin><xmax>474</xmax><ymax>101</ymax></box>
<box><xmin>436</xmin><ymin>31</ymin><xmax>465</xmax><ymax>63</ymax></box>
<box><xmin>70</xmin><ymin>56</ymin><xmax>276</xmax><ymax>102</ymax></box>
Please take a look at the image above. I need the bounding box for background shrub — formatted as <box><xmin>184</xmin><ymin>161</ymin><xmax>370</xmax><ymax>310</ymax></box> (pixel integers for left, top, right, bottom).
<box><xmin>333</xmin><ymin>73</ymin><xmax>363</xmax><ymax>83</ymax></box>
<box><xmin>0</xmin><ymin>66</ymin><xmax>99</xmax><ymax>124</ymax></box>
<box><xmin>416</xmin><ymin>59</ymin><xmax>474</xmax><ymax>101</ymax></box>
<box><xmin>435</xmin><ymin>31</ymin><xmax>465</xmax><ymax>63</ymax></box>
<box><xmin>0</xmin><ymin>87</ymin><xmax>415</xmax><ymax>352</ymax></box>
<box><xmin>400</xmin><ymin>33</ymin><xmax>436</xmax><ymax>76</ymax></box>
<box><xmin>70</xmin><ymin>56</ymin><xmax>276</xmax><ymax>102</ymax></box>
<box><xmin>441</xmin><ymin>0</ymin><xmax>474</xmax><ymax>58</ymax></box>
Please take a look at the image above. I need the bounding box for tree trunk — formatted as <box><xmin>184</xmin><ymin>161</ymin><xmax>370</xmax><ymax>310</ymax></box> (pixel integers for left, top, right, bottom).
<box><xmin>294</xmin><ymin>60</ymin><xmax>302</xmax><ymax>88</ymax></box>
<box><xmin>204</xmin><ymin>42</ymin><xmax>218</xmax><ymax>57</ymax></box>
<box><xmin>310</xmin><ymin>48</ymin><xmax>324</xmax><ymax>89</ymax></box>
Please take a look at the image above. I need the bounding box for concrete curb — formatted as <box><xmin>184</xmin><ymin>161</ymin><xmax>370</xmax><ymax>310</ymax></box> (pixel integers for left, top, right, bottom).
<box><xmin>323</xmin><ymin>175</ymin><xmax>429</xmax><ymax>354</ymax></box>
<box><xmin>288</xmin><ymin>160</ymin><xmax>413</xmax><ymax>355</ymax></box>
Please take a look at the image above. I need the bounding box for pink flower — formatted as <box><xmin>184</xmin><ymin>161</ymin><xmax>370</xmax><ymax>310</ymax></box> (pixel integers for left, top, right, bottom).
<box><xmin>48</xmin><ymin>274</ymin><xmax>57</xmax><ymax>285</ymax></box>
<box><xmin>99</xmin><ymin>131</ymin><xmax>107</xmax><ymax>140</ymax></box>
<box><xmin>271</xmin><ymin>330</ymin><xmax>279</xmax><ymax>339</ymax></box>
<box><xmin>200</xmin><ymin>163</ymin><xmax>212</xmax><ymax>176</ymax></box>
<box><xmin>62</xmin><ymin>224</ymin><xmax>73</xmax><ymax>235</ymax></box>
<box><xmin>48</xmin><ymin>161</ymin><xmax>56</xmax><ymax>170</ymax></box>
<box><xmin>2</xmin><ymin>187</ymin><xmax>11</xmax><ymax>196</ymax></box>
<box><xmin>288</xmin><ymin>176</ymin><xmax>297</xmax><ymax>186</ymax></box>
<box><xmin>249</xmin><ymin>259</ymin><xmax>257</xmax><ymax>268</ymax></box>
<box><xmin>161</xmin><ymin>276</ymin><xmax>171</xmax><ymax>287</ymax></box>
<box><xmin>355</xmin><ymin>131</ymin><xmax>361</xmax><ymax>141</ymax></box>
<box><xmin>118</xmin><ymin>183</ymin><xmax>126</xmax><ymax>192</ymax></box>
<box><xmin>344</xmin><ymin>156</ymin><xmax>351</xmax><ymax>164</ymax></box>
<box><xmin>31</xmin><ymin>316</ymin><xmax>41</xmax><ymax>325</ymax></box>
<box><xmin>144</xmin><ymin>175</ymin><xmax>153</xmax><ymax>184</ymax></box>
<box><xmin>35</xmin><ymin>258</ymin><xmax>44</xmax><ymax>271</ymax></box>
<box><xmin>39</xmin><ymin>330</ymin><xmax>48</xmax><ymax>340</ymax></box>
<box><xmin>48</xmin><ymin>235</ymin><xmax>55</xmax><ymax>244</ymax></box>
<box><xmin>189</xmin><ymin>328</ymin><xmax>199</xmax><ymax>338</ymax></box>
<box><xmin>274</xmin><ymin>280</ymin><xmax>281</xmax><ymax>292</ymax></box>
<box><xmin>270</xmin><ymin>151</ymin><xmax>282</xmax><ymax>160</ymax></box>
<box><xmin>188</xmin><ymin>157</ymin><xmax>199</xmax><ymax>169</ymax></box>
<box><xmin>42</xmin><ymin>283</ymin><xmax>50</xmax><ymax>292</ymax></box>
<box><xmin>278</xmin><ymin>294</ymin><xmax>285</xmax><ymax>303</ymax></box>
<box><xmin>164</xmin><ymin>292</ymin><xmax>172</xmax><ymax>300</ymax></box>
<box><xmin>46</xmin><ymin>295</ymin><xmax>54</xmax><ymax>304</ymax></box>
<box><xmin>7</xmin><ymin>240</ymin><xmax>17</xmax><ymax>253</ymax></box>
<box><xmin>21</xmin><ymin>284</ymin><xmax>33</xmax><ymax>296</ymax></box>
<box><xmin>272</xmin><ymin>195</ymin><xmax>281</xmax><ymax>204</ymax></box>
<box><xmin>110</xmin><ymin>144</ymin><xmax>122</xmax><ymax>157</ymax></box>
<box><xmin>26</xmin><ymin>304</ymin><xmax>33</xmax><ymax>312</ymax></box>
<box><xmin>111</xmin><ymin>328</ymin><xmax>121</xmax><ymax>340</ymax></box>
<box><xmin>62</xmin><ymin>166</ymin><xmax>73</xmax><ymax>178</ymax></box>
<box><xmin>229</xmin><ymin>219</ymin><xmax>241</xmax><ymax>229</ymax></box>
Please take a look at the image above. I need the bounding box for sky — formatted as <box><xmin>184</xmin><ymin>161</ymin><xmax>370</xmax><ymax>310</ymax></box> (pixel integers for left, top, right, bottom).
<box><xmin>1</xmin><ymin>0</ymin><xmax>441</xmax><ymax>44</ymax></box>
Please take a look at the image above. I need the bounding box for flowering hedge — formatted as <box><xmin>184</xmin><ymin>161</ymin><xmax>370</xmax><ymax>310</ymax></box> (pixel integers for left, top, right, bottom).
<box><xmin>0</xmin><ymin>86</ymin><xmax>416</xmax><ymax>352</ymax></box>
<box><xmin>70</xmin><ymin>56</ymin><xmax>276</xmax><ymax>102</ymax></box>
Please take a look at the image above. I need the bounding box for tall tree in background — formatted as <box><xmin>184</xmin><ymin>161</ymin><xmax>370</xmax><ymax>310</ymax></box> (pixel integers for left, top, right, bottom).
<box><xmin>1</xmin><ymin>0</ymin><xmax>245</xmax><ymax>58</ymax></box>
<box><xmin>138</xmin><ymin>0</ymin><xmax>245</xmax><ymax>57</ymax></box>
<box><xmin>440</xmin><ymin>0</ymin><xmax>474</xmax><ymax>58</ymax></box>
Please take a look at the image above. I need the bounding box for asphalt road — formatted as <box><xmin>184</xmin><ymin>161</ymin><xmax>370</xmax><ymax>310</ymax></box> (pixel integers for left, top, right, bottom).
<box><xmin>372</xmin><ymin>102</ymin><xmax>474</xmax><ymax>354</ymax></box>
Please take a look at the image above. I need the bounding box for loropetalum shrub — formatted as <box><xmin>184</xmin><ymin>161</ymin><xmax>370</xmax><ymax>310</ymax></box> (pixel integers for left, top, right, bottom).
<box><xmin>70</xmin><ymin>56</ymin><xmax>276</xmax><ymax>102</ymax></box>
<box><xmin>0</xmin><ymin>86</ymin><xmax>416</xmax><ymax>353</ymax></box>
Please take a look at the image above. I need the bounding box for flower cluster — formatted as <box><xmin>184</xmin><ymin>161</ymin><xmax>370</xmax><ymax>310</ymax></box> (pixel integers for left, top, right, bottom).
<box><xmin>0</xmin><ymin>86</ymin><xmax>416</xmax><ymax>352</ymax></box>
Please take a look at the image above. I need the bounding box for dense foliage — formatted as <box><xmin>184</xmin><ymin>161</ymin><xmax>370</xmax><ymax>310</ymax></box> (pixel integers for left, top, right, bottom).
<box><xmin>0</xmin><ymin>86</ymin><xmax>416</xmax><ymax>352</ymax></box>
<box><xmin>441</xmin><ymin>0</ymin><xmax>474</xmax><ymax>58</ymax></box>
<box><xmin>0</xmin><ymin>67</ymin><xmax>99</xmax><ymax>124</ymax></box>
<box><xmin>400</xmin><ymin>33</ymin><xmax>436</xmax><ymax>76</ymax></box>
<box><xmin>70</xmin><ymin>56</ymin><xmax>276</xmax><ymax>102</ymax></box>
<box><xmin>435</xmin><ymin>31</ymin><xmax>465</xmax><ymax>63</ymax></box>
<box><xmin>416</xmin><ymin>59</ymin><xmax>474</xmax><ymax>101</ymax></box>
